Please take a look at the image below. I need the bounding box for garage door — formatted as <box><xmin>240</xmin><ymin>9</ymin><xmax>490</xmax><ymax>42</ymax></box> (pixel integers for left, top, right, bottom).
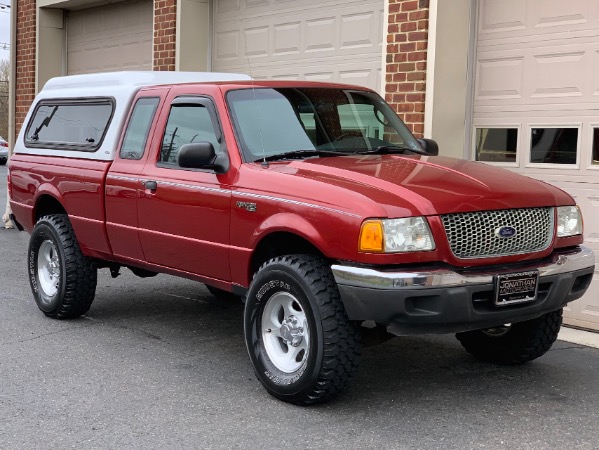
<box><xmin>212</xmin><ymin>0</ymin><xmax>384</xmax><ymax>92</ymax></box>
<box><xmin>472</xmin><ymin>0</ymin><xmax>599</xmax><ymax>330</ymax></box>
<box><xmin>66</xmin><ymin>0</ymin><xmax>153</xmax><ymax>75</ymax></box>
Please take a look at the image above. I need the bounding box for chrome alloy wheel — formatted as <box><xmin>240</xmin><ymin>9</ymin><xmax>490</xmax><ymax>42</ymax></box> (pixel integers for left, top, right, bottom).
<box><xmin>261</xmin><ymin>291</ymin><xmax>310</xmax><ymax>373</ymax></box>
<box><xmin>37</xmin><ymin>239</ymin><xmax>60</xmax><ymax>298</ymax></box>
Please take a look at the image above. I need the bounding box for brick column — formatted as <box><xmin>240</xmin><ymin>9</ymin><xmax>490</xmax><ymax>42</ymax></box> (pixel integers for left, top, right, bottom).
<box><xmin>15</xmin><ymin>0</ymin><xmax>37</xmax><ymax>132</ymax></box>
<box><xmin>385</xmin><ymin>0</ymin><xmax>430</xmax><ymax>137</ymax></box>
<box><xmin>154</xmin><ymin>0</ymin><xmax>177</xmax><ymax>71</ymax></box>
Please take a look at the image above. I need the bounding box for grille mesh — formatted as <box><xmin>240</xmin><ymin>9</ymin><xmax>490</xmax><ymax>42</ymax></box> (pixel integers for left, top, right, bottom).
<box><xmin>441</xmin><ymin>208</ymin><xmax>553</xmax><ymax>259</ymax></box>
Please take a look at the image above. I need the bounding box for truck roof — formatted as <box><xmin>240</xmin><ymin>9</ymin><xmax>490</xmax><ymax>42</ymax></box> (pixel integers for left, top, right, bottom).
<box><xmin>42</xmin><ymin>71</ymin><xmax>252</xmax><ymax>94</ymax></box>
<box><xmin>16</xmin><ymin>72</ymin><xmax>252</xmax><ymax>161</ymax></box>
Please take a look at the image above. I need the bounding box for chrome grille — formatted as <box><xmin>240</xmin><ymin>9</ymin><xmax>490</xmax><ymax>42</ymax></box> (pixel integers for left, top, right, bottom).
<box><xmin>441</xmin><ymin>207</ymin><xmax>554</xmax><ymax>259</ymax></box>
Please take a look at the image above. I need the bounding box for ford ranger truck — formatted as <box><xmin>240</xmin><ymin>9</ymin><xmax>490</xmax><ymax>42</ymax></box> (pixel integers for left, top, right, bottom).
<box><xmin>8</xmin><ymin>71</ymin><xmax>595</xmax><ymax>405</ymax></box>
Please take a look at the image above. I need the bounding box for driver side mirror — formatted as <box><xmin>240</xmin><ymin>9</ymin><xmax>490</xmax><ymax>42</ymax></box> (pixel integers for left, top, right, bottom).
<box><xmin>417</xmin><ymin>138</ymin><xmax>439</xmax><ymax>156</ymax></box>
<box><xmin>177</xmin><ymin>142</ymin><xmax>229</xmax><ymax>173</ymax></box>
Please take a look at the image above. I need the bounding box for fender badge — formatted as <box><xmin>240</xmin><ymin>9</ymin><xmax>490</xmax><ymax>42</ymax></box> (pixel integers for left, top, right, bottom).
<box><xmin>236</xmin><ymin>201</ymin><xmax>257</xmax><ymax>212</ymax></box>
<box><xmin>495</xmin><ymin>226</ymin><xmax>517</xmax><ymax>238</ymax></box>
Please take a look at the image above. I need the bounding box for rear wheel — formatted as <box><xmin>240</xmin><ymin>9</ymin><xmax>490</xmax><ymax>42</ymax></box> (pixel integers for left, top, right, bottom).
<box><xmin>244</xmin><ymin>255</ymin><xmax>361</xmax><ymax>405</ymax></box>
<box><xmin>456</xmin><ymin>309</ymin><xmax>563</xmax><ymax>364</ymax></box>
<box><xmin>28</xmin><ymin>214</ymin><xmax>97</xmax><ymax>319</ymax></box>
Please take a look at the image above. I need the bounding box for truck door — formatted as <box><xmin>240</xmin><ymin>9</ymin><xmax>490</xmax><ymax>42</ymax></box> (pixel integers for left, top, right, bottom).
<box><xmin>106</xmin><ymin>91</ymin><xmax>166</xmax><ymax>261</ymax></box>
<box><xmin>137</xmin><ymin>95</ymin><xmax>232</xmax><ymax>281</ymax></box>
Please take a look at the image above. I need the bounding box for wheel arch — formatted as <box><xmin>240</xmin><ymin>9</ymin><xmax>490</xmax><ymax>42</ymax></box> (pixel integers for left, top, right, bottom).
<box><xmin>249</xmin><ymin>231</ymin><xmax>326</xmax><ymax>283</ymax></box>
<box><xmin>34</xmin><ymin>193</ymin><xmax>67</xmax><ymax>223</ymax></box>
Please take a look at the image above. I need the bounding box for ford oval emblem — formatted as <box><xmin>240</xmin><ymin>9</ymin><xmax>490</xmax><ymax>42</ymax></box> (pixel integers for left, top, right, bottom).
<box><xmin>495</xmin><ymin>226</ymin><xmax>517</xmax><ymax>238</ymax></box>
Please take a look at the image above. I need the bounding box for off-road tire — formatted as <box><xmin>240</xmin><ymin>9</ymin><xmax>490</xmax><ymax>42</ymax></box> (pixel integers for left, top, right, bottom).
<box><xmin>28</xmin><ymin>214</ymin><xmax>97</xmax><ymax>319</ymax></box>
<box><xmin>456</xmin><ymin>309</ymin><xmax>563</xmax><ymax>364</ymax></box>
<box><xmin>244</xmin><ymin>255</ymin><xmax>361</xmax><ymax>405</ymax></box>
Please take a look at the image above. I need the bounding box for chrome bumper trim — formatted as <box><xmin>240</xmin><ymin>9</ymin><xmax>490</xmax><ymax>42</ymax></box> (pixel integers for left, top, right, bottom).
<box><xmin>331</xmin><ymin>246</ymin><xmax>595</xmax><ymax>290</ymax></box>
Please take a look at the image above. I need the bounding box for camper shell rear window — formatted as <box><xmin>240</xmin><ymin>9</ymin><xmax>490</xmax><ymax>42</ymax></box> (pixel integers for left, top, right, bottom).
<box><xmin>25</xmin><ymin>97</ymin><xmax>115</xmax><ymax>151</ymax></box>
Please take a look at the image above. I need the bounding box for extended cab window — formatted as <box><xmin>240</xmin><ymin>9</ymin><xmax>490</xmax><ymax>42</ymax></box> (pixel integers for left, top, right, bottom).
<box><xmin>25</xmin><ymin>98</ymin><xmax>114</xmax><ymax>151</ymax></box>
<box><xmin>120</xmin><ymin>97</ymin><xmax>160</xmax><ymax>160</ymax></box>
<box><xmin>160</xmin><ymin>104</ymin><xmax>220</xmax><ymax>164</ymax></box>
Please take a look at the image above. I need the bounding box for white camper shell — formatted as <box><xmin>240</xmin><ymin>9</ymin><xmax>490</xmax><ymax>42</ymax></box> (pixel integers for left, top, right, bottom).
<box><xmin>14</xmin><ymin>71</ymin><xmax>251</xmax><ymax>161</ymax></box>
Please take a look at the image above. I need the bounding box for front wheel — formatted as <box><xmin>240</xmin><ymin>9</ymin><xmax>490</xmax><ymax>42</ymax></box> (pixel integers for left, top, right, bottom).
<box><xmin>28</xmin><ymin>214</ymin><xmax>97</xmax><ymax>319</ymax></box>
<box><xmin>456</xmin><ymin>309</ymin><xmax>563</xmax><ymax>364</ymax></box>
<box><xmin>244</xmin><ymin>255</ymin><xmax>361</xmax><ymax>405</ymax></box>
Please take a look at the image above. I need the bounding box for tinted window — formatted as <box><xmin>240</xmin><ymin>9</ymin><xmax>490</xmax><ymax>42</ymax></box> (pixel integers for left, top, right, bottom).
<box><xmin>26</xmin><ymin>99</ymin><xmax>113</xmax><ymax>150</ymax></box>
<box><xmin>120</xmin><ymin>97</ymin><xmax>160</xmax><ymax>160</ymax></box>
<box><xmin>475</xmin><ymin>128</ymin><xmax>518</xmax><ymax>162</ymax></box>
<box><xmin>530</xmin><ymin>127</ymin><xmax>578</xmax><ymax>164</ymax></box>
<box><xmin>160</xmin><ymin>105</ymin><xmax>219</xmax><ymax>164</ymax></box>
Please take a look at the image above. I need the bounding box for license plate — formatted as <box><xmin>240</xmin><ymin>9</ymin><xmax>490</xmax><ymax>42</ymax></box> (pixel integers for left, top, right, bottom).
<box><xmin>494</xmin><ymin>271</ymin><xmax>539</xmax><ymax>307</ymax></box>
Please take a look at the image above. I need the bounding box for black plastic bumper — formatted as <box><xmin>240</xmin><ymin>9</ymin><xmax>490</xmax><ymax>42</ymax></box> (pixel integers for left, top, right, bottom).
<box><xmin>332</xmin><ymin>247</ymin><xmax>595</xmax><ymax>335</ymax></box>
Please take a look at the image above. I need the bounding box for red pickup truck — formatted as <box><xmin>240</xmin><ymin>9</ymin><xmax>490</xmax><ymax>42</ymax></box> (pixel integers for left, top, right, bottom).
<box><xmin>8</xmin><ymin>72</ymin><xmax>595</xmax><ymax>405</ymax></box>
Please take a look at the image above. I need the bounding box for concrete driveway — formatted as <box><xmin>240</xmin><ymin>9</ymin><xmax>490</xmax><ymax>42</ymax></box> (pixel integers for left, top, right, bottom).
<box><xmin>0</xmin><ymin>165</ymin><xmax>598</xmax><ymax>449</ymax></box>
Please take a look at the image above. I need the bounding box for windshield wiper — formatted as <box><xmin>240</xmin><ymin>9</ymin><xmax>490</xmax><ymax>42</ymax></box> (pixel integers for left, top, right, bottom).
<box><xmin>355</xmin><ymin>145</ymin><xmax>428</xmax><ymax>156</ymax></box>
<box><xmin>257</xmin><ymin>149</ymin><xmax>346</xmax><ymax>162</ymax></box>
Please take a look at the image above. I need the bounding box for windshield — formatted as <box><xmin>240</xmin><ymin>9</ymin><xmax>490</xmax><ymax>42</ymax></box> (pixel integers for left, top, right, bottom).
<box><xmin>226</xmin><ymin>87</ymin><xmax>422</xmax><ymax>162</ymax></box>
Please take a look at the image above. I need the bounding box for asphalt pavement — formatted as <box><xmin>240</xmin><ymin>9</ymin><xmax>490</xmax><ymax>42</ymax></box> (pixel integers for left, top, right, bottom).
<box><xmin>1</xmin><ymin>164</ymin><xmax>598</xmax><ymax>449</ymax></box>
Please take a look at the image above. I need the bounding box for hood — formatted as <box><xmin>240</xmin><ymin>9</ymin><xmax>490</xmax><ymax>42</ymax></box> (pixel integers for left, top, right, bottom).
<box><xmin>278</xmin><ymin>155</ymin><xmax>573</xmax><ymax>216</ymax></box>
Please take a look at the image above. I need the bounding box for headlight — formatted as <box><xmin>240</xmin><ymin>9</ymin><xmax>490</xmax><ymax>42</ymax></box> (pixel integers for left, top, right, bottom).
<box><xmin>557</xmin><ymin>206</ymin><xmax>583</xmax><ymax>237</ymax></box>
<box><xmin>359</xmin><ymin>217</ymin><xmax>435</xmax><ymax>252</ymax></box>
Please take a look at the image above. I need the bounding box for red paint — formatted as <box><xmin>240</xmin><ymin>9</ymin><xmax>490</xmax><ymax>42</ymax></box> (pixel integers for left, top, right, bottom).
<box><xmin>8</xmin><ymin>81</ymin><xmax>585</xmax><ymax>290</ymax></box>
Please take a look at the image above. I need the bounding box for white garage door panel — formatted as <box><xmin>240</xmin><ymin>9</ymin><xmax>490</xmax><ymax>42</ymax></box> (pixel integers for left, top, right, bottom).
<box><xmin>474</xmin><ymin>0</ymin><xmax>599</xmax><ymax>330</ymax></box>
<box><xmin>67</xmin><ymin>0</ymin><xmax>153</xmax><ymax>75</ymax></box>
<box><xmin>213</xmin><ymin>0</ymin><xmax>384</xmax><ymax>92</ymax></box>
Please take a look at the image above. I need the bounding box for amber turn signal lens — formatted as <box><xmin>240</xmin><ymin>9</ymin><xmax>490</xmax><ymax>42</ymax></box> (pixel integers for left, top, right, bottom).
<box><xmin>359</xmin><ymin>220</ymin><xmax>384</xmax><ymax>252</ymax></box>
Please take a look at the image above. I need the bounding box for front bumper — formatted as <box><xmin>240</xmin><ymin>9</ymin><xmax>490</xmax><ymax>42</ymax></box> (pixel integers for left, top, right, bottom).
<box><xmin>332</xmin><ymin>246</ymin><xmax>595</xmax><ymax>335</ymax></box>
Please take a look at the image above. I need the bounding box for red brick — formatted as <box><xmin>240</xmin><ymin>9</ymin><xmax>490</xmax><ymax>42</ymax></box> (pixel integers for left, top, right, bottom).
<box><xmin>400</xmin><ymin>42</ymin><xmax>416</xmax><ymax>52</ymax></box>
<box><xmin>395</xmin><ymin>103</ymin><xmax>415</xmax><ymax>112</ymax></box>
<box><xmin>397</xmin><ymin>62</ymin><xmax>415</xmax><ymax>72</ymax></box>
<box><xmin>391</xmin><ymin>93</ymin><xmax>406</xmax><ymax>103</ymax></box>
<box><xmin>408</xmin><ymin>31</ymin><xmax>428</xmax><ymax>42</ymax></box>
<box><xmin>398</xmin><ymin>82</ymin><xmax>415</xmax><ymax>92</ymax></box>
<box><xmin>406</xmin><ymin>93</ymin><xmax>425</xmax><ymax>102</ymax></box>
<box><xmin>407</xmin><ymin>71</ymin><xmax>425</xmax><ymax>81</ymax></box>
<box><xmin>408</xmin><ymin>51</ymin><xmax>427</xmax><ymax>61</ymax></box>
<box><xmin>401</xmin><ymin>1</ymin><xmax>419</xmax><ymax>11</ymax></box>
<box><xmin>409</xmin><ymin>10</ymin><xmax>428</xmax><ymax>21</ymax></box>
<box><xmin>400</xmin><ymin>22</ymin><xmax>417</xmax><ymax>32</ymax></box>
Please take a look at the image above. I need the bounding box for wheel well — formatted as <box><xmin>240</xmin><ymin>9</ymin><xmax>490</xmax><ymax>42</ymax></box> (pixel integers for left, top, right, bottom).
<box><xmin>35</xmin><ymin>195</ymin><xmax>67</xmax><ymax>222</ymax></box>
<box><xmin>249</xmin><ymin>232</ymin><xmax>324</xmax><ymax>280</ymax></box>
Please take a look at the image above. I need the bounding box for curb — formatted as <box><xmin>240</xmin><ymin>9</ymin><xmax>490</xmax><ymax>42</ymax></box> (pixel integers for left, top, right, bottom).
<box><xmin>558</xmin><ymin>326</ymin><xmax>599</xmax><ymax>349</ymax></box>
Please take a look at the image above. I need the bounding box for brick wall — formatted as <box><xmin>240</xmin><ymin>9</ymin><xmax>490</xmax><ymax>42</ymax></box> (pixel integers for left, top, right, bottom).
<box><xmin>153</xmin><ymin>0</ymin><xmax>177</xmax><ymax>71</ymax></box>
<box><xmin>15</xmin><ymin>0</ymin><xmax>37</xmax><ymax>133</ymax></box>
<box><xmin>385</xmin><ymin>0</ymin><xmax>430</xmax><ymax>137</ymax></box>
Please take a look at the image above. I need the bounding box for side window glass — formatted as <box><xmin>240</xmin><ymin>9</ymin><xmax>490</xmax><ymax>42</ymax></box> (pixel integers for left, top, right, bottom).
<box><xmin>25</xmin><ymin>100</ymin><xmax>114</xmax><ymax>150</ymax></box>
<box><xmin>119</xmin><ymin>97</ymin><xmax>159</xmax><ymax>160</ymax></box>
<box><xmin>160</xmin><ymin>105</ymin><xmax>219</xmax><ymax>164</ymax></box>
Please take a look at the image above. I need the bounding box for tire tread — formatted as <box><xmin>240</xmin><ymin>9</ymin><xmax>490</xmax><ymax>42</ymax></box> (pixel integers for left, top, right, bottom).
<box><xmin>456</xmin><ymin>309</ymin><xmax>563</xmax><ymax>365</ymax></box>
<box><xmin>253</xmin><ymin>254</ymin><xmax>361</xmax><ymax>405</ymax></box>
<box><xmin>31</xmin><ymin>215</ymin><xmax>97</xmax><ymax>319</ymax></box>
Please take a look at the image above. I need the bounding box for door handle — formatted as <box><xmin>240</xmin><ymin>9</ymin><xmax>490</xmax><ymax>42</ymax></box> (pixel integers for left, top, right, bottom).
<box><xmin>144</xmin><ymin>180</ymin><xmax>158</xmax><ymax>190</ymax></box>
